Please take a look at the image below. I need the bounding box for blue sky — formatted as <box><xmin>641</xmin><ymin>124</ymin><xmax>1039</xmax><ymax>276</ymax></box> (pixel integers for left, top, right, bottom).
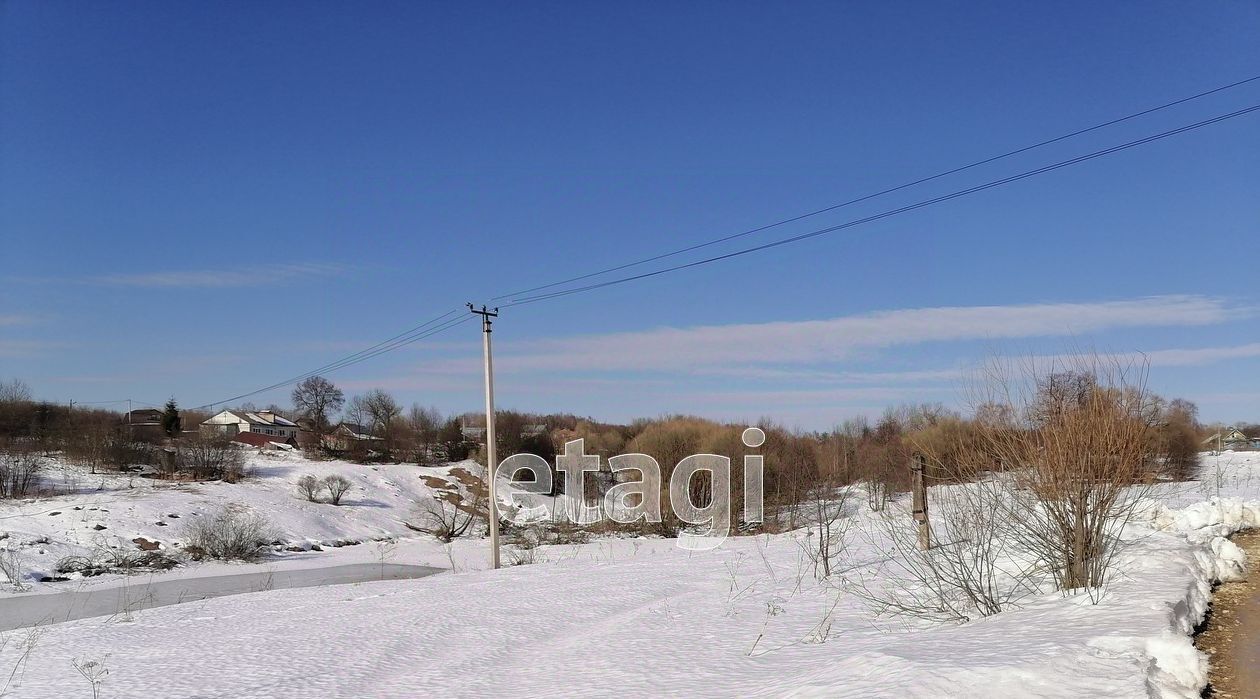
<box><xmin>1</xmin><ymin>1</ymin><xmax>1258</xmax><ymax>429</ymax></box>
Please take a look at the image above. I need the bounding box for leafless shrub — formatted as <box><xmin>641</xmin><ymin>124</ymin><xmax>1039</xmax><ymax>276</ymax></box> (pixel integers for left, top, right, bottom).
<box><xmin>847</xmin><ymin>355</ymin><xmax>1157</xmax><ymax>621</ymax></box>
<box><xmin>183</xmin><ymin>507</ymin><xmax>274</xmax><ymax>561</ymax></box>
<box><xmin>178</xmin><ymin>434</ymin><xmax>247</xmax><ymax>482</ymax></box>
<box><xmin>103</xmin><ymin>438</ymin><xmax>154</xmax><ymax>472</ymax></box>
<box><xmin>975</xmin><ymin>354</ymin><xmax>1156</xmax><ymax>594</ymax></box>
<box><xmin>296</xmin><ymin>474</ymin><xmax>323</xmax><ymax>502</ymax></box>
<box><xmin>855</xmin><ymin>416</ymin><xmax>911</xmax><ymax>512</ymax></box>
<box><xmin>0</xmin><ymin>548</ymin><xmax>28</xmax><ymax>592</ymax></box>
<box><xmin>0</xmin><ymin>443</ymin><xmax>41</xmax><ymax>499</ymax></box>
<box><xmin>322</xmin><ymin>474</ymin><xmax>352</xmax><ymax>505</ymax></box>
<box><xmin>408</xmin><ymin>485</ymin><xmax>485</xmax><ymax>542</ymax></box>
<box><xmin>799</xmin><ymin>480</ymin><xmax>854</xmax><ymax>579</ymax></box>
<box><xmin>504</xmin><ymin>521</ymin><xmax>592</xmax><ymax>565</ymax></box>
<box><xmin>55</xmin><ymin>550</ymin><xmax>179</xmax><ymax>577</ymax></box>
<box><xmin>1147</xmin><ymin>397</ymin><xmax>1201</xmax><ymax>481</ymax></box>
<box><xmin>505</xmin><ymin>527</ymin><xmax>540</xmax><ymax>566</ymax></box>
<box><xmin>847</xmin><ymin>477</ymin><xmax>1043</xmax><ymax>623</ymax></box>
<box><xmin>861</xmin><ymin>479</ymin><xmax>889</xmax><ymax>512</ymax></box>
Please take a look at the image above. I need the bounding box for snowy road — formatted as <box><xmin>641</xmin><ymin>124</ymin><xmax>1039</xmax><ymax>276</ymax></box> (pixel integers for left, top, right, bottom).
<box><xmin>0</xmin><ymin>562</ymin><xmax>440</xmax><ymax>631</ymax></box>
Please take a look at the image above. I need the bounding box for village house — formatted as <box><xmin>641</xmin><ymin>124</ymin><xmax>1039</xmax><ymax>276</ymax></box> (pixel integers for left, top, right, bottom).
<box><xmin>201</xmin><ymin>409</ymin><xmax>300</xmax><ymax>440</ymax></box>
<box><xmin>322</xmin><ymin>422</ymin><xmax>384</xmax><ymax>452</ymax></box>
<box><xmin>120</xmin><ymin>407</ymin><xmax>166</xmax><ymax>441</ymax></box>
<box><xmin>1203</xmin><ymin>426</ymin><xmax>1260</xmax><ymax>451</ymax></box>
<box><xmin>123</xmin><ymin>408</ymin><xmax>163</xmax><ymax>424</ymax></box>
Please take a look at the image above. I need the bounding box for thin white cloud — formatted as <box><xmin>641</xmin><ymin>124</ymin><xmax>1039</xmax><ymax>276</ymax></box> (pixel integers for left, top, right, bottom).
<box><xmin>0</xmin><ymin>340</ymin><xmax>67</xmax><ymax>357</ymax></box>
<box><xmin>1022</xmin><ymin>342</ymin><xmax>1260</xmax><ymax>373</ymax></box>
<box><xmin>0</xmin><ymin>314</ymin><xmax>37</xmax><ymax>327</ymax></box>
<box><xmin>1193</xmin><ymin>391</ymin><xmax>1260</xmax><ymax>404</ymax></box>
<box><xmin>1142</xmin><ymin>343</ymin><xmax>1260</xmax><ymax>367</ymax></box>
<box><xmin>681</xmin><ymin>385</ymin><xmax>950</xmax><ymax>406</ymax></box>
<box><xmin>493</xmin><ymin>295</ymin><xmax>1235</xmax><ymax>372</ymax></box>
<box><xmin>46</xmin><ymin>375</ymin><xmax>130</xmax><ymax>384</ymax></box>
<box><xmin>93</xmin><ymin>262</ymin><xmax>345</xmax><ymax>288</ymax></box>
<box><xmin>692</xmin><ymin>366</ymin><xmax>964</xmax><ymax>384</ymax></box>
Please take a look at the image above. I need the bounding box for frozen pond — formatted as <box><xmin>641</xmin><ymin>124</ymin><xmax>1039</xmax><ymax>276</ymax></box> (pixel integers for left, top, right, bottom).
<box><xmin>0</xmin><ymin>562</ymin><xmax>441</xmax><ymax>631</ymax></box>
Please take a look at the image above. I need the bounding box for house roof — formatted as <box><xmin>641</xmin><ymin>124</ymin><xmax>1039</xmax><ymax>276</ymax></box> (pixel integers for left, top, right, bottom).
<box><xmin>202</xmin><ymin>410</ymin><xmax>297</xmax><ymax>428</ymax></box>
<box><xmin>248</xmin><ymin>411</ymin><xmax>297</xmax><ymax>427</ymax></box>
<box><xmin>233</xmin><ymin>432</ymin><xmax>295</xmax><ymax>448</ymax></box>
<box><xmin>334</xmin><ymin>423</ymin><xmax>381</xmax><ymax>440</ymax></box>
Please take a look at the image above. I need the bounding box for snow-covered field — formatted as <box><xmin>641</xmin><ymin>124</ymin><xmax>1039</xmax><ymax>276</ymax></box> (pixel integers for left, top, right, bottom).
<box><xmin>1</xmin><ymin>451</ymin><xmax>1259</xmax><ymax>697</ymax></box>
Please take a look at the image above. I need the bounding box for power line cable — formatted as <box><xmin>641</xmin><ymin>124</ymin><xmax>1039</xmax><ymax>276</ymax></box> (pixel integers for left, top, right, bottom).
<box><xmin>193</xmin><ymin>314</ymin><xmax>471</xmax><ymax>410</ymax></box>
<box><xmin>492</xmin><ymin>73</ymin><xmax>1260</xmax><ymax>301</ymax></box>
<box><xmin>502</xmin><ymin>103</ymin><xmax>1260</xmax><ymax>306</ymax></box>
<box><xmin>196</xmin><ymin>312</ymin><xmax>471</xmax><ymax>409</ymax></box>
<box><xmin>191</xmin><ymin>310</ymin><xmax>470</xmax><ymax>410</ymax></box>
<box><xmin>190</xmin><ymin>83</ymin><xmax>1260</xmax><ymax>407</ymax></box>
<box><xmin>296</xmin><ymin>314</ymin><xmax>474</xmax><ymax>382</ymax></box>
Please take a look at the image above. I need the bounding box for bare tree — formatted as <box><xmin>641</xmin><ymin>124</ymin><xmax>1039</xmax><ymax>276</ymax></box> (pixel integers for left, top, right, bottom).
<box><xmin>1028</xmin><ymin>371</ymin><xmax>1097</xmax><ymax>427</ymax></box>
<box><xmin>322</xmin><ymin>474</ymin><xmax>352</xmax><ymax>505</ymax></box>
<box><xmin>344</xmin><ymin>395</ymin><xmax>369</xmax><ymax>430</ymax></box>
<box><xmin>67</xmin><ymin>423</ymin><xmax>110</xmax><ymax>474</ymax></box>
<box><xmin>801</xmin><ymin>477</ymin><xmax>853</xmax><ymax>579</ymax></box>
<box><xmin>361</xmin><ymin>389</ymin><xmax>402</xmax><ymax>455</ymax></box>
<box><xmin>296</xmin><ymin>474</ymin><xmax>323</xmax><ymax>502</ymax></box>
<box><xmin>975</xmin><ymin>354</ymin><xmax>1156</xmax><ymax>593</ymax></box>
<box><xmin>178</xmin><ymin>433</ymin><xmax>247</xmax><ymax>482</ymax></box>
<box><xmin>408</xmin><ymin>486</ymin><xmax>485</xmax><ymax>542</ymax></box>
<box><xmin>1150</xmin><ymin>397</ymin><xmax>1201</xmax><ymax>481</ymax></box>
<box><xmin>409</xmin><ymin>404</ymin><xmax>444</xmax><ymax>464</ymax></box>
<box><xmin>0</xmin><ymin>442</ymin><xmax>41</xmax><ymax>498</ymax></box>
<box><xmin>291</xmin><ymin>376</ymin><xmax>345</xmax><ymax>436</ymax></box>
<box><xmin>0</xmin><ymin>379</ymin><xmax>31</xmax><ymax>404</ymax></box>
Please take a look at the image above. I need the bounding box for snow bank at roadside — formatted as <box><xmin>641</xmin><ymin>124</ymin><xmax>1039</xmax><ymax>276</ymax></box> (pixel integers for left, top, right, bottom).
<box><xmin>1150</xmin><ymin>496</ymin><xmax>1260</xmax><ymax>544</ymax></box>
<box><xmin>1124</xmin><ymin>495</ymin><xmax>1260</xmax><ymax>697</ymax></box>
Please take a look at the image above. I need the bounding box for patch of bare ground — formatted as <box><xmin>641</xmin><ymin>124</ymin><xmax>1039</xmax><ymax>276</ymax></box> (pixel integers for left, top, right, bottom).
<box><xmin>1198</xmin><ymin>528</ymin><xmax>1260</xmax><ymax>698</ymax></box>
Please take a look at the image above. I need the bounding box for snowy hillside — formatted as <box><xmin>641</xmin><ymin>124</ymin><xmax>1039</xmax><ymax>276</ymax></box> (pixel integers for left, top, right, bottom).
<box><xmin>0</xmin><ymin>454</ymin><xmax>536</xmax><ymax>598</ymax></box>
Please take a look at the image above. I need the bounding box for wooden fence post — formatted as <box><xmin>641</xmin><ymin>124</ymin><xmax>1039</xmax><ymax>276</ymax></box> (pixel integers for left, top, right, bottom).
<box><xmin>911</xmin><ymin>452</ymin><xmax>931</xmax><ymax>550</ymax></box>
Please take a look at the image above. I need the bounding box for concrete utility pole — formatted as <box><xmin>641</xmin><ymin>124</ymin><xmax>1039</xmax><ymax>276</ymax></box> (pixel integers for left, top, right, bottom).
<box><xmin>911</xmin><ymin>452</ymin><xmax>931</xmax><ymax>550</ymax></box>
<box><xmin>469</xmin><ymin>304</ymin><xmax>501</xmax><ymax>570</ymax></box>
